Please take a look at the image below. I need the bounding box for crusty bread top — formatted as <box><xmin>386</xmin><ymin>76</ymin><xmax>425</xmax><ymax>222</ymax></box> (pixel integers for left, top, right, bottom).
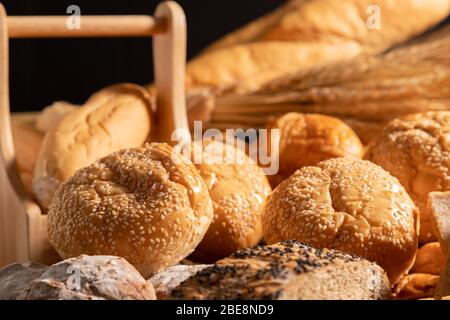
<box><xmin>206</xmin><ymin>0</ymin><xmax>450</xmax><ymax>51</ymax></box>
<box><xmin>33</xmin><ymin>83</ymin><xmax>153</xmax><ymax>208</ymax></box>
<box><xmin>366</xmin><ymin>111</ymin><xmax>450</xmax><ymax>243</ymax></box>
<box><xmin>187</xmin><ymin>0</ymin><xmax>450</xmax><ymax>94</ymax></box>
<box><xmin>48</xmin><ymin>143</ymin><xmax>213</xmax><ymax>278</ymax></box>
<box><xmin>262</xmin><ymin>157</ymin><xmax>418</xmax><ymax>284</ymax></box>
<box><xmin>266</xmin><ymin>112</ymin><xmax>364</xmax><ymax>183</ymax></box>
<box><xmin>186</xmin><ymin>41</ymin><xmax>362</xmax><ymax>93</ymax></box>
<box><xmin>172</xmin><ymin>240</ymin><xmax>389</xmax><ymax>300</ymax></box>
<box><xmin>192</xmin><ymin>141</ymin><xmax>272</xmax><ymax>261</ymax></box>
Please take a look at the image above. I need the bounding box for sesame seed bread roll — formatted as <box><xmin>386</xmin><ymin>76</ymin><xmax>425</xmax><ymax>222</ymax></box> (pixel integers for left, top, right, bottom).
<box><xmin>171</xmin><ymin>240</ymin><xmax>391</xmax><ymax>300</ymax></box>
<box><xmin>48</xmin><ymin>143</ymin><xmax>214</xmax><ymax>278</ymax></box>
<box><xmin>266</xmin><ymin>113</ymin><xmax>364</xmax><ymax>187</ymax></box>
<box><xmin>262</xmin><ymin>158</ymin><xmax>419</xmax><ymax>284</ymax></box>
<box><xmin>365</xmin><ymin>112</ymin><xmax>450</xmax><ymax>243</ymax></box>
<box><xmin>33</xmin><ymin>83</ymin><xmax>152</xmax><ymax>209</ymax></box>
<box><xmin>190</xmin><ymin>141</ymin><xmax>272</xmax><ymax>262</ymax></box>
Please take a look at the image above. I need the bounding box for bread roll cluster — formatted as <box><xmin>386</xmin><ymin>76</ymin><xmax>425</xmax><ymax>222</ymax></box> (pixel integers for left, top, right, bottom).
<box><xmin>11</xmin><ymin>88</ymin><xmax>450</xmax><ymax>298</ymax></box>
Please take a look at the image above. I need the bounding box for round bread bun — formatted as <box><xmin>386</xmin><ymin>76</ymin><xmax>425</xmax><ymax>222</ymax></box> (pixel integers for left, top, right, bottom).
<box><xmin>189</xmin><ymin>141</ymin><xmax>272</xmax><ymax>262</ymax></box>
<box><xmin>266</xmin><ymin>113</ymin><xmax>364</xmax><ymax>187</ymax></box>
<box><xmin>262</xmin><ymin>157</ymin><xmax>419</xmax><ymax>284</ymax></box>
<box><xmin>48</xmin><ymin>143</ymin><xmax>213</xmax><ymax>278</ymax></box>
<box><xmin>365</xmin><ymin>111</ymin><xmax>450</xmax><ymax>243</ymax></box>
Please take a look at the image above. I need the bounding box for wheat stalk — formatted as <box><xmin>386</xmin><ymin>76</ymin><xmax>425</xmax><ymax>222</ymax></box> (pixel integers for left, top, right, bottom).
<box><xmin>209</xmin><ymin>25</ymin><xmax>450</xmax><ymax>143</ymax></box>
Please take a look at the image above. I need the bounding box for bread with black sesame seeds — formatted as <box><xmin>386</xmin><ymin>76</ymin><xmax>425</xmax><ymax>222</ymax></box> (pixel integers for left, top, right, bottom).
<box><xmin>266</xmin><ymin>113</ymin><xmax>364</xmax><ymax>188</ymax></box>
<box><xmin>262</xmin><ymin>157</ymin><xmax>419</xmax><ymax>285</ymax></box>
<box><xmin>47</xmin><ymin>143</ymin><xmax>214</xmax><ymax>278</ymax></box>
<box><xmin>33</xmin><ymin>83</ymin><xmax>153</xmax><ymax>209</ymax></box>
<box><xmin>170</xmin><ymin>240</ymin><xmax>391</xmax><ymax>300</ymax></box>
<box><xmin>365</xmin><ymin>112</ymin><xmax>450</xmax><ymax>243</ymax></box>
<box><xmin>189</xmin><ymin>141</ymin><xmax>272</xmax><ymax>262</ymax></box>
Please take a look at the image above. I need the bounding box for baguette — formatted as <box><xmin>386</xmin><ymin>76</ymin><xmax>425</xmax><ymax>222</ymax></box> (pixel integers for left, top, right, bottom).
<box><xmin>186</xmin><ymin>0</ymin><xmax>450</xmax><ymax>95</ymax></box>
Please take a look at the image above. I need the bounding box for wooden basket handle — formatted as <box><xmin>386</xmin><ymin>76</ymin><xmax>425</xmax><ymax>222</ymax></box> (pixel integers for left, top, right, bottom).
<box><xmin>0</xmin><ymin>1</ymin><xmax>190</xmax><ymax>202</ymax></box>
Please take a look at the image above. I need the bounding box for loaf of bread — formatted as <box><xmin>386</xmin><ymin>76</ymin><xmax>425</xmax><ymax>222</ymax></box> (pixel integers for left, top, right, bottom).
<box><xmin>186</xmin><ymin>0</ymin><xmax>450</xmax><ymax>95</ymax></box>
<box><xmin>204</xmin><ymin>0</ymin><xmax>450</xmax><ymax>53</ymax></box>
<box><xmin>171</xmin><ymin>240</ymin><xmax>391</xmax><ymax>300</ymax></box>
<box><xmin>33</xmin><ymin>83</ymin><xmax>153</xmax><ymax>209</ymax></box>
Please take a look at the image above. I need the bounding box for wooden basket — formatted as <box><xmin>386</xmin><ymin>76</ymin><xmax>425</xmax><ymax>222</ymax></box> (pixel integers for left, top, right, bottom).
<box><xmin>0</xmin><ymin>1</ymin><xmax>190</xmax><ymax>268</ymax></box>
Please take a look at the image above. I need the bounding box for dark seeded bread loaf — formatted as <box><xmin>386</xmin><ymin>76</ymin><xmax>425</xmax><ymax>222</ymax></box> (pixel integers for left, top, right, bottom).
<box><xmin>171</xmin><ymin>240</ymin><xmax>391</xmax><ymax>300</ymax></box>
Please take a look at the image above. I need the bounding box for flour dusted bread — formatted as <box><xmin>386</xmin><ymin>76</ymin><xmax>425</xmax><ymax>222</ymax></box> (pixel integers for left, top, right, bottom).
<box><xmin>171</xmin><ymin>240</ymin><xmax>391</xmax><ymax>300</ymax></box>
<box><xmin>33</xmin><ymin>83</ymin><xmax>152</xmax><ymax>208</ymax></box>
<box><xmin>48</xmin><ymin>143</ymin><xmax>213</xmax><ymax>278</ymax></box>
<box><xmin>366</xmin><ymin>112</ymin><xmax>450</xmax><ymax>243</ymax></box>
<box><xmin>186</xmin><ymin>0</ymin><xmax>450</xmax><ymax>94</ymax></box>
<box><xmin>262</xmin><ymin>157</ymin><xmax>419</xmax><ymax>284</ymax></box>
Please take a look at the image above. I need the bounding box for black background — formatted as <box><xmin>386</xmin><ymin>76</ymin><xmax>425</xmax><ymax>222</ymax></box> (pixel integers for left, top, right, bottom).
<box><xmin>1</xmin><ymin>0</ymin><xmax>285</xmax><ymax>111</ymax></box>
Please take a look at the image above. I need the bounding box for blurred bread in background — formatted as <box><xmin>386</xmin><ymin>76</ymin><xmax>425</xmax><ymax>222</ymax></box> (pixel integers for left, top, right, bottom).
<box><xmin>33</xmin><ymin>84</ymin><xmax>153</xmax><ymax>209</ymax></box>
<box><xmin>11</xmin><ymin>121</ymin><xmax>43</xmax><ymax>194</ymax></box>
<box><xmin>36</xmin><ymin>101</ymin><xmax>78</xmax><ymax>133</ymax></box>
<box><xmin>366</xmin><ymin>112</ymin><xmax>450</xmax><ymax>243</ymax></box>
<box><xmin>266</xmin><ymin>112</ymin><xmax>364</xmax><ymax>187</ymax></box>
<box><xmin>186</xmin><ymin>0</ymin><xmax>450</xmax><ymax>95</ymax></box>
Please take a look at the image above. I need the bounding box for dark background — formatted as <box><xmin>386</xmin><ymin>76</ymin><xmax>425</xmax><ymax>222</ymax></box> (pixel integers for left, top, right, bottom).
<box><xmin>2</xmin><ymin>0</ymin><xmax>285</xmax><ymax>111</ymax></box>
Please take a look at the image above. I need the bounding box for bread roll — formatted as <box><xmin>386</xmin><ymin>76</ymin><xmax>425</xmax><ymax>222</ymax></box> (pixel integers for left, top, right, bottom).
<box><xmin>365</xmin><ymin>112</ymin><xmax>450</xmax><ymax>243</ymax></box>
<box><xmin>393</xmin><ymin>273</ymin><xmax>440</xmax><ymax>300</ymax></box>
<box><xmin>33</xmin><ymin>83</ymin><xmax>152</xmax><ymax>209</ymax></box>
<box><xmin>48</xmin><ymin>143</ymin><xmax>214</xmax><ymax>278</ymax></box>
<box><xmin>189</xmin><ymin>141</ymin><xmax>271</xmax><ymax>262</ymax></box>
<box><xmin>35</xmin><ymin>101</ymin><xmax>78</xmax><ymax>133</ymax></box>
<box><xmin>262</xmin><ymin>157</ymin><xmax>419</xmax><ymax>284</ymax></box>
<box><xmin>171</xmin><ymin>240</ymin><xmax>391</xmax><ymax>300</ymax></box>
<box><xmin>11</xmin><ymin>121</ymin><xmax>44</xmax><ymax>194</ymax></box>
<box><xmin>412</xmin><ymin>243</ymin><xmax>445</xmax><ymax>275</ymax></box>
<box><xmin>266</xmin><ymin>112</ymin><xmax>364</xmax><ymax>187</ymax></box>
